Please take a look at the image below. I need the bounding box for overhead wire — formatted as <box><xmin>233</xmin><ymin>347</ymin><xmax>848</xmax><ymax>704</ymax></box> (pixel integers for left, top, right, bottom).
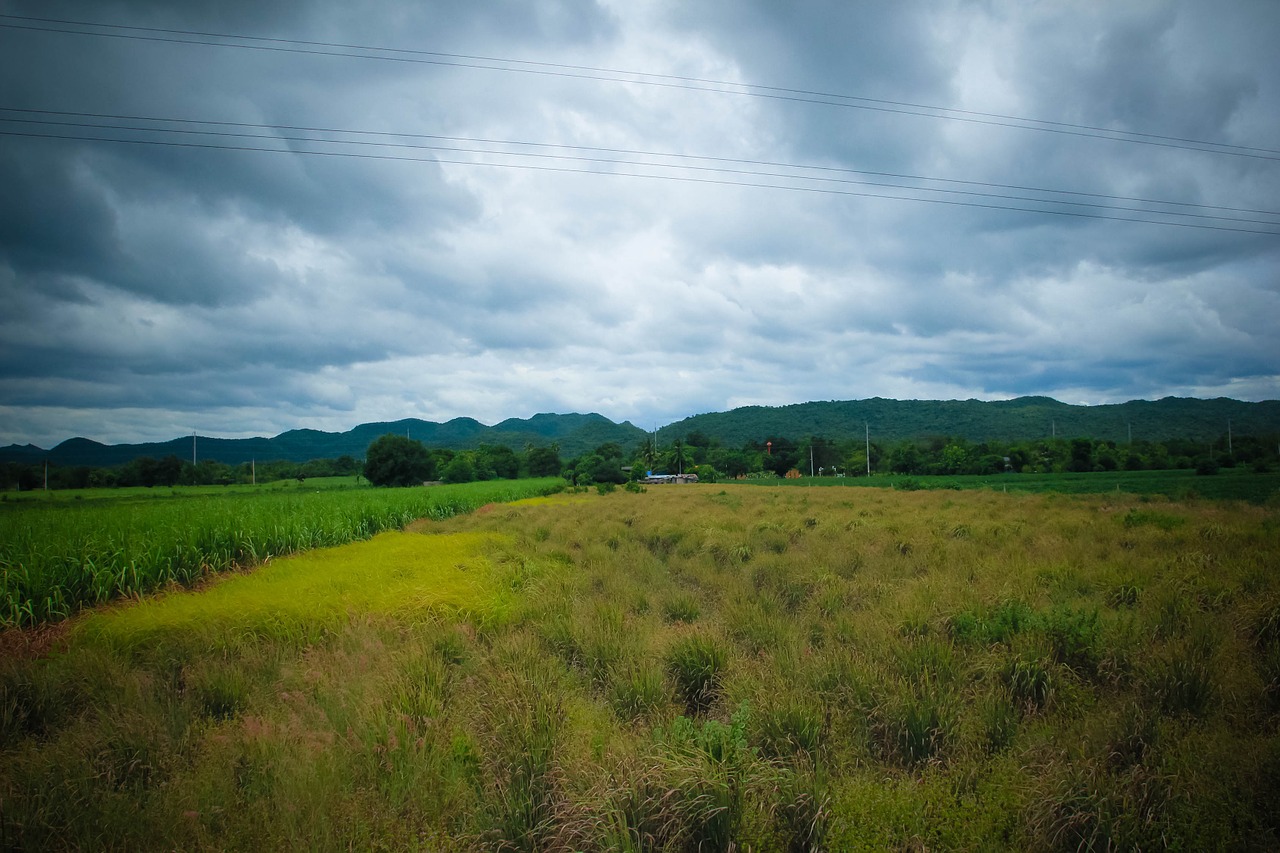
<box><xmin>3</xmin><ymin>125</ymin><xmax>1277</xmax><ymax>236</ymax></box>
<box><xmin>2</xmin><ymin>109</ymin><xmax>1278</xmax><ymax>232</ymax></box>
<box><xmin>4</xmin><ymin>107</ymin><xmax>1277</xmax><ymax>218</ymax></box>
<box><xmin>0</xmin><ymin>14</ymin><xmax>1276</xmax><ymax>235</ymax></box>
<box><xmin>1</xmin><ymin>13</ymin><xmax>1278</xmax><ymax>161</ymax></box>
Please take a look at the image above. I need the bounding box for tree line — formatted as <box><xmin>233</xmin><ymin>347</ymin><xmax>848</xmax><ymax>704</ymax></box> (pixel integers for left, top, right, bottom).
<box><xmin>556</xmin><ymin>429</ymin><xmax>1278</xmax><ymax>486</ymax></box>
<box><xmin>4</xmin><ymin>428</ymin><xmax>1275</xmax><ymax>492</ymax></box>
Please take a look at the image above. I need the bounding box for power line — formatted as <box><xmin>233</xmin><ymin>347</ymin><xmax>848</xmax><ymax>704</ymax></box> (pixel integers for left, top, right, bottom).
<box><xmin>2</xmin><ymin>13</ymin><xmax>1277</xmax><ymax>162</ymax></box>
<box><xmin>3</xmin><ymin>110</ymin><xmax>1276</xmax><ymax>228</ymax></box>
<box><xmin>3</xmin><ymin>127</ymin><xmax>1277</xmax><ymax>236</ymax></box>
<box><xmin>5</xmin><ymin>107</ymin><xmax>1275</xmax><ymax>218</ymax></box>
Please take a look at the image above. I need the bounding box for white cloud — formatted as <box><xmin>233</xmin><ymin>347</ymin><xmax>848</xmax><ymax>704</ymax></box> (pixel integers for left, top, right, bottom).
<box><xmin>1</xmin><ymin>0</ymin><xmax>1277</xmax><ymax>449</ymax></box>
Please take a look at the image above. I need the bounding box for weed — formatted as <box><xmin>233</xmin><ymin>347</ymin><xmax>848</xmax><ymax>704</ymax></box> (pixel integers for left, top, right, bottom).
<box><xmin>654</xmin><ymin>703</ymin><xmax>755</xmax><ymax>850</ymax></box>
<box><xmin>1004</xmin><ymin>655</ymin><xmax>1055</xmax><ymax>713</ymax></box>
<box><xmin>1122</xmin><ymin>509</ymin><xmax>1186</xmax><ymax>530</ymax></box>
<box><xmin>666</xmin><ymin>634</ymin><xmax>729</xmax><ymax>715</ymax></box>
<box><xmin>772</xmin><ymin>765</ymin><xmax>831</xmax><ymax>852</ymax></box>
<box><xmin>980</xmin><ymin>691</ymin><xmax>1019</xmax><ymax>753</ymax></box>
<box><xmin>607</xmin><ymin>662</ymin><xmax>668</xmax><ymax>721</ymax></box>
<box><xmin>661</xmin><ymin>594</ymin><xmax>701</xmax><ymax>624</ymax></box>
<box><xmin>1106</xmin><ymin>702</ymin><xmax>1159</xmax><ymax>770</ymax></box>
<box><xmin>873</xmin><ymin>688</ymin><xmax>955</xmax><ymax>767</ymax></box>
<box><xmin>1041</xmin><ymin>606</ymin><xmax>1102</xmax><ymax>676</ymax></box>
<box><xmin>757</xmin><ymin>698</ymin><xmax>825</xmax><ymax>759</ymax></box>
<box><xmin>1028</xmin><ymin>762</ymin><xmax>1170</xmax><ymax>852</ymax></box>
<box><xmin>188</xmin><ymin>661</ymin><xmax>250</xmax><ymax>720</ymax></box>
<box><xmin>1152</xmin><ymin>643</ymin><xmax>1216</xmax><ymax>717</ymax></box>
<box><xmin>1108</xmin><ymin>582</ymin><xmax>1140</xmax><ymax>608</ymax></box>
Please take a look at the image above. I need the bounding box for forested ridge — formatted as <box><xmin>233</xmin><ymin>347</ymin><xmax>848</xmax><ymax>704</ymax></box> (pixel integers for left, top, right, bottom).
<box><xmin>3</xmin><ymin>397</ymin><xmax>1275</xmax><ymax>478</ymax></box>
<box><xmin>659</xmin><ymin>396</ymin><xmax>1280</xmax><ymax>447</ymax></box>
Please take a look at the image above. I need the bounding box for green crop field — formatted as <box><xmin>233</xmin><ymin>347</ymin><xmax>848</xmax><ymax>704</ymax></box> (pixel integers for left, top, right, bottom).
<box><xmin>0</xmin><ymin>474</ymin><xmax>368</xmax><ymax>504</ymax></box>
<box><xmin>2</xmin><ymin>484</ymin><xmax>1279</xmax><ymax>849</ymax></box>
<box><xmin>0</xmin><ymin>478</ymin><xmax>563</xmax><ymax>627</ymax></box>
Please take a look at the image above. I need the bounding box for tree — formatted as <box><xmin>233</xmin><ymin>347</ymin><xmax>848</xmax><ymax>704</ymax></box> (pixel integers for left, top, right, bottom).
<box><xmin>363</xmin><ymin>434</ymin><xmax>434</xmax><ymax>487</ymax></box>
<box><xmin>476</xmin><ymin>444</ymin><xmax>520</xmax><ymax>479</ymax></box>
<box><xmin>940</xmin><ymin>443</ymin><xmax>970</xmax><ymax>475</ymax></box>
<box><xmin>442</xmin><ymin>454</ymin><xmax>476</xmax><ymax>484</ymax></box>
<box><xmin>526</xmin><ymin>444</ymin><xmax>562</xmax><ymax>478</ymax></box>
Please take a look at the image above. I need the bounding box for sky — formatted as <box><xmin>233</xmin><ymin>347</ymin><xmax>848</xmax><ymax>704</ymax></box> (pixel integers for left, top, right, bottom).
<box><xmin>1</xmin><ymin>0</ymin><xmax>1278</xmax><ymax>448</ymax></box>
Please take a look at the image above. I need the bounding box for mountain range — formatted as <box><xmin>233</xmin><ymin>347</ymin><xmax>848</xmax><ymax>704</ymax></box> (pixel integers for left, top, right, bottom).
<box><xmin>3</xmin><ymin>397</ymin><xmax>1276</xmax><ymax>468</ymax></box>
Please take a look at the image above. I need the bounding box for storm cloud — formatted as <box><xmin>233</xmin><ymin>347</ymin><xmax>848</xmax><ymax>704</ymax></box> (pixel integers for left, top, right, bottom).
<box><xmin>1</xmin><ymin>0</ymin><xmax>1277</xmax><ymax>447</ymax></box>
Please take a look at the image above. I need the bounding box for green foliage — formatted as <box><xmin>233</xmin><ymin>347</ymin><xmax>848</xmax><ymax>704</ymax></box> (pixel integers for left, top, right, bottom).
<box><xmin>1122</xmin><ymin>508</ymin><xmax>1186</xmax><ymax>530</ymax></box>
<box><xmin>950</xmin><ymin>600</ymin><xmax>1035</xmax><ymax>645</ymax></box>
<box><xmin>1041</xmin><ymin>606</ymin><xmax>1102</xmax><ymax>675</ymax></box>
<box><xmin>525</xmin><ymin>445</ymin><xmax>562</xmax><ymax>478</ymax></box>
<box><xmin>363</xmin><ymin>434</ymin><xmax>434</xmax><ymax>486</ymax></box>
<box><xmin>441</xmin><ymin>453</ymin><xmax>475</xmax><ymax>484</ymax></box>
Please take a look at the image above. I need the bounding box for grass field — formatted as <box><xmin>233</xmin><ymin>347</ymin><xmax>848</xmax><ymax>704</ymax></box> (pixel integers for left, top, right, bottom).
<box><xmin>2</xmin><ymin>484</ymin><xmax>1279</xmax><ymax>849</ymax></box>
<box><xmin>749</xmin><ymin>466</ymin><xmax>1280</xmax><ymax>504</ymax></box>
<box><xmin>0</xmin><ymin>478</ymin><xmax>563</xmax><ymax>627</ymax></box>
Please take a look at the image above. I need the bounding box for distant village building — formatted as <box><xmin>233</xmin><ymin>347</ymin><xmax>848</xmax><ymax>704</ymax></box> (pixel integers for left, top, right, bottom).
<box><xmin>641</xmin><ymin>473</ymin><xmax>699</xmax><ymax>484</ymax></box>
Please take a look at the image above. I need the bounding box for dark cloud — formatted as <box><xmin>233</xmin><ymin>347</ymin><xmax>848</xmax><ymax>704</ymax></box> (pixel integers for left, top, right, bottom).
<box><xmin>0</xmin><ymin>0</ymin><xmax>1276</xmax><ymax>447</ymax></box>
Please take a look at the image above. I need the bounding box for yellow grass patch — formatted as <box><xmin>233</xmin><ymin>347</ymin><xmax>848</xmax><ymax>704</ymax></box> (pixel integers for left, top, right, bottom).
<box><xmin>75</xmin><ymin>531</ymin><xmax>508</xmax><ymax>651</ymax></box>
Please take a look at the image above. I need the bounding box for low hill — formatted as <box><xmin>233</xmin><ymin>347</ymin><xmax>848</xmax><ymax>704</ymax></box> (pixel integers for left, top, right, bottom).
<box><xmin>657</xmin><ymin>396</ymin><xmax>1279</xmax><ymax>446</ymax></box>
<box><xmin>2</xmin><ymin>414</ymin><xmax>648</xmax><ymax>467</ymax></box>
<box><xmin>5</xmin><ymin>397</ymin><xmax>1276</xmax><ymax>469</ymax></box>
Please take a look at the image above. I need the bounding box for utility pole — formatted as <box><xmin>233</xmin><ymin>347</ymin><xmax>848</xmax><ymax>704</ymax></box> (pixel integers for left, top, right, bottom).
<box><xmin>251</xmin><ymin>458</ymin><xmax>256</xmax><ymax>486</ymax></box>
<box><xmin>192</xmin><ymin>429</ymin><xmax>197</xmax><ymax>466</ymax></box>
<box><xmin>865</xmin><ymin>422</ymin><xmax>871</xmax><ymax>476</ymax></box>
<box><xmin>810</xmin><ymin>443</ymin><xmax>815</xmax><ymax>478</ymax></box>
<box><xmin>1228</xmin><ymin>419</ymin><xmax>1233</xmax><ymax>456</ymax></box>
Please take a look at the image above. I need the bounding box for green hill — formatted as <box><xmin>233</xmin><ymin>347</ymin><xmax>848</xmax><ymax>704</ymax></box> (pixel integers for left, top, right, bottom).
<box><xmin>3</xmin><ymin>414</ymin><xmax>647</xmax><ymax>467</ymax></box>
<box><xmin>657</xmin><ymin>397</ymin><xmax>1279</xmax><ymax>446</ymax></box>
<box><xmin>5</xmin><ymin>397</ymin><xmax>1276</xmax><ymax>470</ymax></box>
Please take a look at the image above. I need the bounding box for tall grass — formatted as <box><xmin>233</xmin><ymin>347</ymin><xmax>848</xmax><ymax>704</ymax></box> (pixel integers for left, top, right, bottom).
<box><xmin>1</xmin><ymin>484</ymin><xmax>1277</xmax><ymax>849</ymax></box>
<box><xmin>0</xmin><ymin>478</ymin><xmax>562</xmax><ymax>627</ymax></box>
